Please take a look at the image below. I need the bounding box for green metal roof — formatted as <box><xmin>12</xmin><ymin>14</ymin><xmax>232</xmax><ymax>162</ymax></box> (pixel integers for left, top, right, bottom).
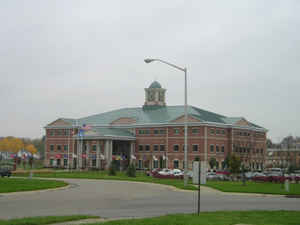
<box><xmin>49</xmin><ymin>105</ymin><xmax>265</xmax><ymax>130</ymax></box>
<box><xmin>77</xmin><ymin>105</ymin><xmax>227</xmax><ymax>125</ymax></box>
<box><xmin>61</xmin><ymin>118</ymin><xmax>77</xmax><ymax>125</ymax></box>
<box><xmin>149</xmin><ymin>81</ymin><xmax>162</xmax><ymax>88</ymax></box>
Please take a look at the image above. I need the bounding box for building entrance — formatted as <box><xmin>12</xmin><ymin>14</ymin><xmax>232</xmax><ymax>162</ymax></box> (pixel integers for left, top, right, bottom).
<box><xmin>112</xmin><ymin>140</ymin><xmax>131</xmax><ymax>171</ymax></box>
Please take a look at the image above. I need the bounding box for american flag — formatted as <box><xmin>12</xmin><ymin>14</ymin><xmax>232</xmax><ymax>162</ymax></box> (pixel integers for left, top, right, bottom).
<box><xmin>81</xmin><ymin>124</ymin><xmax>92</xmax><ymax>131</ymax></box>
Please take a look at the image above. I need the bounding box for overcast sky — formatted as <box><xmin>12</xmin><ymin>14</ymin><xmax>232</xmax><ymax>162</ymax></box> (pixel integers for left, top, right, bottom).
<box><xmin>0</xmin><ymin>1</ymin><xmax>299</xmax><ymax>142</ymax></box>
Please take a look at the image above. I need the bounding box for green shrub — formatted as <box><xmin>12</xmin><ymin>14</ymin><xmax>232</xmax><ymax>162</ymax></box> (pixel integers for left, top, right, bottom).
<box><xmin>108</xmin><ymin>161</ymin><xmax>117</xmax><ymax>176</ymax></box>
<box><xmin>126</xmin><ymin>163</ymin><xmax>136</xmax><ymax>177</ymax></box>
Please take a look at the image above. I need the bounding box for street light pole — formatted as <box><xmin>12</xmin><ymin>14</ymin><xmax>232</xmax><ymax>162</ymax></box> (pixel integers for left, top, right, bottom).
<box><xmin>144</xmin><ymin>58</ymin><xmax>189</xmax><ymax>186</ymax></box>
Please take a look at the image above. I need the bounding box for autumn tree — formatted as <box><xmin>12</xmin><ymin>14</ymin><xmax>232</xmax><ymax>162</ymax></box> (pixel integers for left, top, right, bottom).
<box><xmin>228</xmin><ymin>154</ymin><xmax>242</xmax><ymax>176</ymax></box>
<box><xmin>0</xmin><ymin>137</ymin><xmax>24</xmax><ymax>153</ymax></box>
<box><xmin>25</xmin><ymin>144</ymin><xmax>37</xmax><ymax>155</ymax></box>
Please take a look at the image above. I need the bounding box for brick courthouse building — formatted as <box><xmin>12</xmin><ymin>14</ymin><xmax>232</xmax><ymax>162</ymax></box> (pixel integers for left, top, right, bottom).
<box><xmin>45</xmin><ymin>81</ymin><xmax>267</xmax><ymax>171</ymax></box>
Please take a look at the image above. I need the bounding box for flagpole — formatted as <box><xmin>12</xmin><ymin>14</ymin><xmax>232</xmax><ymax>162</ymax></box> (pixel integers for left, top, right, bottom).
<box><xmin>67</xmin><ymin>128</ymin><xmax>70</xmax><ymax>171</ymax></box>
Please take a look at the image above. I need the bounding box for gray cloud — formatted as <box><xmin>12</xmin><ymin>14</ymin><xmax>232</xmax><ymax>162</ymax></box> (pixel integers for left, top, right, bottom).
<box><xmin>0</xmin><ymin>0</ymin><xmax>299</xmax><ymax>141</ymax></box>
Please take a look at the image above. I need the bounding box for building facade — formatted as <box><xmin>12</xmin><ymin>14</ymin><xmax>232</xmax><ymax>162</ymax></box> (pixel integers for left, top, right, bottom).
<box><xmin>266</xmin><ymin>148</ymin><xmax>300</xmax><ymax>168</ymax></box>
<box><xmin>44</xmin><ymin>81</ymin><xmax>267</xmax><ymax>171</ymax></box>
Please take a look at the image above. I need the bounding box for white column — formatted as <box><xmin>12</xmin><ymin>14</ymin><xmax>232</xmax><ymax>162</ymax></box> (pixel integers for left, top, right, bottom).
<box><xmin>155</xmin><ymin>91</ymin><xmax>159</xmax><ymax>102</ymax></box>
<box><xmin>96</xmin><ymin>140</ymin><xmax>100</xmax><ymax>169</ymax></box>
<box><xmin>86</xmin><ymin>141</ymin><xmax>90</xmax><ymax>168</ymax></box>
<box><xmin>130</xmin><ymin>142</ymin><xmax>135</xmax><ymax>165</ymax></box>
<box><xmin>204</xmin><ymin>126</ymin><xmax>208</xmax><ymax>163</ymax></box>
<box><xmin>105</xmin><ymin>140</ymin><xmax>113</xmax><ymax>169</ymax></box>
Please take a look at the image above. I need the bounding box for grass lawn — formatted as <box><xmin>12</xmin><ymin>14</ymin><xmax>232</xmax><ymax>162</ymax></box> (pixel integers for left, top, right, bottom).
<box><xmin>0</xmin><ymin>178</ymin><xmax>67</xmax><ymax>193</ymax></box>
<box><xmin>0</xmin><ymin>215</ymin><xmax>98</xmax><ymax>225</ymax></box>
<box><xmin>13</xmin><ymin>171</ymin><xmax>197</xmax><ymax>191</ymax></box>
<box><xmin>206</xmin><ymin>181</ymin><xmax>300</xmax><ymax>195</ymax></box>
<box><xmin>86</xmin><ymin>211</ymin><xmax>300</xmax><ymax>225</ymax></box>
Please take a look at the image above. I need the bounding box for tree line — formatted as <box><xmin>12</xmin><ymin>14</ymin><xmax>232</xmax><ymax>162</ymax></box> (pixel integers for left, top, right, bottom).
<box><xmin>0</xmin><ymin>136</ymin><xmax>45</xmax><ymax>157</ymax></box>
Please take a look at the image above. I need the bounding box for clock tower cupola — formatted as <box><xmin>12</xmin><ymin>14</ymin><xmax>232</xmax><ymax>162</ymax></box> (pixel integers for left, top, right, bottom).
<box><xmin>144</xmin><ymin>81</ymin><xmax>166</xmax><ymax>106</ymax></box>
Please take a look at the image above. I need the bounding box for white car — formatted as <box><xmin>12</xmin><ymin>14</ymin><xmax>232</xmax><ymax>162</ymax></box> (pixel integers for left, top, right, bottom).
<box><xmin>187</xmin><ymin>170</ymin><xmax>193</xmax><ymax>178</ymax></box>
<box><xmin>252</xmin><ymin>172</ymin><xmax>266</xmax><ymax>177</ymax></box>
<box><xmin>172</xmin><ymin>169</ymin><xmax>184</xmax><ymax>176</ymax></box>
<box><xmin>206</xmin><ymin>172</ymin><xmax>217</xmax><ymax>180</ymax></box>
<box><xmin>158</xmin><ymin>168</ymin><xmax>172</xmax><ymax>175</ymax></box>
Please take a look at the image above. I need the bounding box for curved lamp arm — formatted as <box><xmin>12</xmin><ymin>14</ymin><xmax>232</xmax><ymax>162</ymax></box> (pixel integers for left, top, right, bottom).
<box><xmin>144</xmin><ymin>58</ymin><xmax>186</xmax><ymax>72</ymax></box>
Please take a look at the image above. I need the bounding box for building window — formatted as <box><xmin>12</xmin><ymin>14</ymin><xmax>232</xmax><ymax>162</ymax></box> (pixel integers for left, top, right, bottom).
<box><xmin>193</xmin><ymin>145</ymin><xmax>198</xmax><ymax>152</ymax></box>
<box><xmin>153</xmin><ymin>160</ymin><xmax>159</xmax><ymax>169</ymax></box>
<box><xmin>261</xmin><ymin>149</ymin><xmax>263</xmax><ymax>154</ymax></box>
<box><xmin>57</xmin><ymin>145</ymin><xmax>61</xmax><ymax>151</ymax></box>
<box><xmin>92</xmin><ymin>159</ymin><xmax>96</xmax><ymax>167</ymax></box>
<box><xmin>222</xmin><ymin>130</ymin><xmax>225</xmax><ymax>135</ymax></box>
<box><xmin>139</xmin><ymin>130</ymin><xmax>150</xmax><ymax>135</ymax></box>
<box><xmin>216</xmin><ymin>145</ymin><xmax>219</xmax><ymax>152</ymax></box>
<box><xmin>64</xmin><ymin>159</ymin><xmax>68</xmax><ymax>167</ymax></box>
<box><xmin>139</xmin><ymin>145</ymin><xmax>143</xmax><ymax>151</ymax></box>
<box><xmin>160</xmin><ymin>130</ymin><xmax>166</xmax><ymax>134</ymax></box>
<box><xmin>154</xmin><ymin>145</ymin><xmax>159</xmax><ymax>151</ymax></box>
<box><xmin>50</xmin><ymin>145</ymin><xmax>54</xmax><ymax>151</ymax></box>
<box><xmin>216</xmin><ymin>129</ymin><xmax>220</xmax><ymax>135</ymax></box>
<box><xmin>145</xmin><ymin>145</ymin><xmax>150</xmax><ymax>151</ymax></box>
<box><xmin>63</xmin><ymin>130</ymin><xmax>69</xmax><ymax>136</ymax></box>
<box><xmin>56</xmin><ymin>130</ymin><xmax>62</xmax><ymax>136</ymax></box>
<box><xmin>160</xmin><ymin>145</ymin><xmax>165</xmax><ymax>151</ymax></box>
<box><xmin>210</xmin><ymin>145</ymin><xmax>214</xmax><ymax>152</ymax></box>
<box><xmin>92</xmin><ymin>145</ymin><xmax>97</xmax><ymax>151</ymax></box>
<box><xmin>64</xmin><ymin>145</ymin><xmax>68</xmax><ymax>151</ymax></box>
<box><xmin>173</xmin><ymin>160</ymin><xmax>179</xmax><ymax>169</ymax></box>
<box><xmin>192</xmin><ymin>129</ymin><xmax>199</xmax><ymax>134</ymax></box>
<box><xmin>221</xmin><ymin>146</ymin><xmax>225</xmax><ymax>153</ymax></box>
<box><xmin>138</xmin><ymin>160</ymin><xmax>143</xmax><ymax>169</ymax></box>
<box><xmin>173</xmin><ymin>145</ymin><xmax>179</xmax><ymax>152</ymax></box>
<box><xmin>49</xmin><ymin>130</ymin><xmax>54</xmax><ymax>136</ymax></box>
<box><xmin>154</xmin><ymin>130</ymin><xmax>159</xmax><ymax>135</ymax></box>
<box><xmin>210</xmin><ymin>129</ymin><xmax>215</xmax><ymax>135</ymax></box>
<box><xmin>174</xmin><ymin>129</ymin><xmax>180</xmax><ymax>134</ymax></box>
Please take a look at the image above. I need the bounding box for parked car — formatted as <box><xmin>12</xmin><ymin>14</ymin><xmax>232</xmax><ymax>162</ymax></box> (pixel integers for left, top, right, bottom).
<box><xmin>187</xmin><ymin>170</ymin><xmax>193</xmax><ymax>178</ymax></box>
<box><xmin>0</xmin><ymin>168</ymin><xmax>12</xmax><ymax>177</ymax></box>
<box><xmin>158</xmin><ymin>168</ymin><xmax>172</xmax><ymax>176</ymax></box>
<box><xmin>172</xmin><ymin>169</ymin><xmax>184</xmax><ymax>176</ymax></box>
<box><xmin>252</xmin><ymin>172</ymin><xmax>266</xmax><ymax>177</ymax></box>
<box><xmin>206</xmin><ymin>172</ymin><xmax>218</xmax><ymax>180</ymax></box>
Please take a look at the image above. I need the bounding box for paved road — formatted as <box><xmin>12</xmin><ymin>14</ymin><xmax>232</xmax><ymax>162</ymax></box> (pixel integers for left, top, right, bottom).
<box><xmin>0</xmin><ymin>179</ymin><xmax>299</xmax><ymax>219</ymax></box>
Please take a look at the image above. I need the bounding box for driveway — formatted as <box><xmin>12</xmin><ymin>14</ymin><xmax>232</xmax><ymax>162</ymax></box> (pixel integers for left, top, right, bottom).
<box><xmin>0</xmin><ymin>178</ymin><xmax>299</xmax><ymax>219</ymax></box>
